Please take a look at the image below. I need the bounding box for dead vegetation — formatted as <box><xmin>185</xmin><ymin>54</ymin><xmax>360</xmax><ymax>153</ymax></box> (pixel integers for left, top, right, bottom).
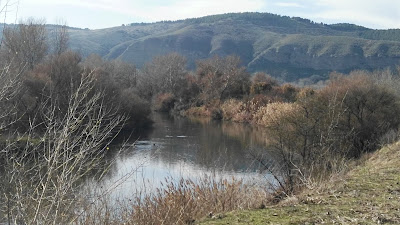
<box><xmin>201</xmin><ymin>141</ymin><xmax>400</xmax><ymax>224</ymax></box>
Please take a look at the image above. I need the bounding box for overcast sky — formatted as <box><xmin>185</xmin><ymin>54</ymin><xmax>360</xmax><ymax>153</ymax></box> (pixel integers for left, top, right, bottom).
<box><xmin>1</xmin><ymin>0</ymin><xmax>399</xmax><ymax>29</ymax></box>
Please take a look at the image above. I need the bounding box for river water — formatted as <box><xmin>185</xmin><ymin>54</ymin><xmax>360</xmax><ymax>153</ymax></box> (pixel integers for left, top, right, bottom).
<box><xmin>94</xmin><ymin>113</ymin><xmax>279</xmax><ymax>200</ymax></box>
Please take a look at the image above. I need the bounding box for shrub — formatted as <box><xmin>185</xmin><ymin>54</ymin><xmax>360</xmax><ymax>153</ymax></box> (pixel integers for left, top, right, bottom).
<box><xmin>250</xmin><ymin>72</ymin><xmax>278</xmax><ymax>95</ymax></box>
<box><xmin>211</xmin><ymin>108</ymin><xmax>223</xmax><ymax>120</ymax></box>
<box><xmin>152</xmin><ymin>93</ymin><xmax>176</xmax><ymax>112</ymax></box>
<box><xmin>220</xmin><ymin>99</ymin><xmax>244</xmax><ymax>120</ymax></box>
<box><xmin>1</xmin><ymin>73</ymin><xmax>125</xmax><ymax>224</ymax></box>
<box><xmin>321</xmin><ymin>72</ymin><xmax>400</xmax><ymax>156</ymax></box>
<box><xmin>296</xmin><ymin>87</ymin><xmax>315</xmax><ymax>100</ymax></box>
<box><xmin>259</xmin><ymin>71</ymin><xmax>400</xmax><ymax>193</ymax></box>
<box><xmin>248</xmin><ymin>94</ymin><xmax>271</xmax><ymax>112</ymax></box>
<box><xmin>196</xmin><ymin>55</ymin><xmax>250</xmax><ymax>102</ymax></box>
<box><xmin>220</xmin><ymin>96</ymin><xmax>273</xmax><ymax>123</ymax></box>
<box><xmin>275</xmin><ymin>83</ymin><xmax>298</xmax><ymax>102</ymax></box>
<box><xmin>119</xmin><ymin>89</ymin><xmax>152</xmax><ymax>130</ymax></box>
<box><xmin>253</xmin><ymin>102</ymin><xmax>300</xmax><ymax>127</ymax></box>
<box><xmin>184</xmin><ymin>106</ymin><xmax>212</xmax><ymax>117</ymax></box>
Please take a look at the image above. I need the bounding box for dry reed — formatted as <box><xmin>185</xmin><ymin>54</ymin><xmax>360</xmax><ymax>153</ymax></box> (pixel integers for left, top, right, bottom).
<box><xmin>80</xmin><ymin>176</ymin><xmax>269</xmax><ymax>225</ymax></box>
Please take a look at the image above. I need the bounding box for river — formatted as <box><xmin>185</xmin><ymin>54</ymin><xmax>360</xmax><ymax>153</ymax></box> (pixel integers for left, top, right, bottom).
<box><xmin>91</xmin><ymin>113</ymin><xmax>279</xmax><ymax>200</ymax></box>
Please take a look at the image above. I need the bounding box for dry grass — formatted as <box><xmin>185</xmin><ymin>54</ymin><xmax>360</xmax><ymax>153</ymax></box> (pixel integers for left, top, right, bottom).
<box><xmin>78</xmin><ymin>176</ymin><xmax>269</xmax><ymax>225</ymax></box>
<box><xmin>185</xmin><ymin>106</ymin><xmax>213</xmax><ymax>117</ymax></box>
<box><xmin>220</xmin><ymin>96</ymin><xmax>299</xmax><ymax>124</ymax></box>
<box><xmin>252</xmin><ymin>102</ymin><xmax>300</xmax><ymax>127</ymax></box>
<box><xmin>129</xmin><ymin>177</ymin><xmax>266</xmax><ymax>224</ymax></box>
<box><xmin>217</xmin><ymin>98</ymin><xmax>301</xmax><ymax>127</ymax></box>
<box><xmin>200</xmin><ymin>141</ymin><xmax>400</xmax><ymax>224</ymax></box>
<box><xmin>220</xmin><ymin>99</ymin><xmax>252</xmax><ymax>122</ymax></box>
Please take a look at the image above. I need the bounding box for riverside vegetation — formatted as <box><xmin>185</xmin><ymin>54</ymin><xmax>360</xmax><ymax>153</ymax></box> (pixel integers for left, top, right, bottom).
<box><xmin>1</xmin><ymin>18</ymin><xmax>400</xmax><ymax>224</ymax></box>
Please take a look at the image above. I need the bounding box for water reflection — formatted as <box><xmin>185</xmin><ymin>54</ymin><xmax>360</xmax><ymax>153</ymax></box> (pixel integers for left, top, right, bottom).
<box><xmin>94</xmin><ymin>113</ymin><xmax>278</xmax><ymax>199</ymax></box>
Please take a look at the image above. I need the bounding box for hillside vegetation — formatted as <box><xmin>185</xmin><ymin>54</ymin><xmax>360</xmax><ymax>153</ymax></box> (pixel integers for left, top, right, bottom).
<box><xmin>61</xmin><ymin>12</ymin><xmax>400</xmax><ymax>80</ymax></box>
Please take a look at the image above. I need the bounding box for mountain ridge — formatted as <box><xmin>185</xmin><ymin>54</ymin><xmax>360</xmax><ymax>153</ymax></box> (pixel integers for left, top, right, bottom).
<box><xmin>3</xmin><ymin>12</ymin><xmax>400</xmax><ymax>80</ymax></box>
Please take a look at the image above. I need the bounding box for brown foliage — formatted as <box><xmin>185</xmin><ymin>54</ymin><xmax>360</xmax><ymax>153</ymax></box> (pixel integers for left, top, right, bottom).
<box><xmin>125</xmin><ymin>177</ymin><xmax>267</xmax><ymax>225</ymax></box>
<box><xmin>196</xmin><ymin>55</ymin><xmax>250</xmax><ymax>102</ymax></box>
<box><xmin>22</xmin><ymin>51</ymin><xmax>151</xmax><ymax>131</ymax></box>
<box><xmin>321</xmin><ymin>72</ymin><xmax>400</xmax><ymax>156</ymax></box>
<box><xmin>119</xmin><ymin>89</ymin><xmax>151</xmax><ymax>129</ymax></box>
<box><xmin>275</xmin><ymin>83</ymin><xmax>298</xmax><ymax>102</ymax></box>
<box><xmin>23</xmin><ymin>51</ymin><xmax>83</xmax><ymax>118</ymax></box>
<box><xmin>153</xmin><ymin>92</ymin><xmax>176</xmax><ymax>112</ymax></box>
<box><xmin>250</xmin><ymin>72</ymin><xmax>278</xmax><ymax>95</ymax></box>
<box><xmin>259</xmin><ymin>71</ymin><xmax>400</xmax><ymax>192</ymax></box>
<box><xmin>220</xmin><ymin>95</ymin><xmax>272</xmax><ymax>122</ymax></box>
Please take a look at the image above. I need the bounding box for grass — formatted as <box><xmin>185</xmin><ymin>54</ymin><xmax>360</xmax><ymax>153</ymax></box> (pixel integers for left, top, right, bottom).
<box><xmin>199</xmin><ymin>141</ymin><xmax>400</xmax><ymax>224</ymax></box>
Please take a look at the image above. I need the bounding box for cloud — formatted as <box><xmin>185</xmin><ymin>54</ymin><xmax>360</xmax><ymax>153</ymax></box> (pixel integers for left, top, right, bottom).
<box><xmin>274</xmin><ymin>2</ymin><xmax>305</xmax><ymax>8</ymax></box>
<box><xmin>308</xmin><ymin>0</ymin><xmax>400</xmax><ymax>28</ymax></box>
<box><xmin>27</xmin><ymin>0</ymin><xmax>266</xmax><ymax>21</ymax></box>
<box><xmin>11</xmin><ymin>0</ymin><xmax>266</xmax><ymax>28</ymax></box>
<box><xmin>106</xmin><ymin>0</ymin><xmax>267</xmax><ymax>22</ymax></box>
<box><xmin>312</xmin><ymin>9</ymin><xmax>397</xmax><ymax>29</ymax></box>
<box><xmin>3</xmin><ymin>0</ymin><xmax>400</xmax><ymax>29</ymax></box>
<box><xmin>269</xmin><ymin>0</ymin><xmax>400</xmax><ymax>29</ymax></box>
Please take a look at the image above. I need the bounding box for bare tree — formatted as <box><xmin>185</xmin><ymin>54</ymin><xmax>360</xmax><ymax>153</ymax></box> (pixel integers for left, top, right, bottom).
<box><xmin>2</xmin><ymin>17</ymin><xmax>47</xmax><ymax>69</ymax></box>
<box><xmin>50</xmin><ymin>20</ymin><xmax>69</xmax><ymax>56</ymax></box>
<box><xmin>138</xmin><ymin>52</ymin><xmax>187</xmax><ymax>99</ymax></box>
<box><xmin>196</xmin><ymin>55</ymin><xmax>250</xmax><ymax>102</ymax></box>
<box><xmin>84</xmin><ymin>55</ymin><xmax>138</xmax><ymax>89</ymax></box>
<box><xmin>0</xmin><ymin>49</ymin><xmax>27</xmax><ymax>136</ymax></box>
<box><xmin>1</xmin><ymin>71</ymin><xmax>126</xmax><ymax>224</ymax></box>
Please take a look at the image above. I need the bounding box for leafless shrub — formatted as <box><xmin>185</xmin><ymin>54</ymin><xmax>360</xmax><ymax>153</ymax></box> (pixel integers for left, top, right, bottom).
<box><xmin>137</xmin><ymin>53</ymin><xmax>188</xmax><ymax>100</ymax></box>
<box><xmin>1</xmin><ymin>71</ymin><xmax>126</xmax><ymax>224</ymax></box>
<box><xmin>50</xmin><ymin>20</ymin><xmax>69</xmax><ymax>56</ymax></box>
<box><xmin>0</xmin><ymin>62</ymin><xmax>24</xmax><ymax>130</ymax></box>
<box><xmin>252</xmin><ymin>71</ymin><xmax>400</xmax><ymax>195</ymax></box>
<box><xmin>196</xmin><ymin>55</ymin><xmax>250</xmax><ymax>102</ymax></box>
<box><xmin>2</xmin><ymin>18</ymin><xmax>47</xmax><ymax>69</ymax></box>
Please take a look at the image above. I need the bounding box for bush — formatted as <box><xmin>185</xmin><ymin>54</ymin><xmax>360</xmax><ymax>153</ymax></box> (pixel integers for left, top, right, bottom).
<box><xmin>119</xmin><ymin>89</ymin><xmax>152</xmax><ymax>130</ymax></box>
<box><xmin>250</xmin><ymin>72</ymin><xmax>278</xmax><ymax>95</ymax></box>
<box><xmin>253</xmin><ymin>102</ymin><xmax>300</xmax><ymax>127</ymax></box>
<box><xmin>275</xmin><ymin>83</ymin><xmax>298</xmax><ymax>102</ymax></box>
<box><xmin>220</xmin><ymin>96</ymin><xmax>270</xmax><ymax>123</ymax></box>
<box><xmin>259</xmin><ymin>71</ymin><xmax>400</xmax><ymax>193</ymax></box>
<box><xmin>211</xmin><ymin>108</ymin><xmax>223</xmax><ymax>120</ymax></box>
<box><xmin>321</xmin><ymin>72</ymin><xmax>400</xmax><ymax>156</ymax></box>
<box><xmin>184</xmin><ymin>106</ymin><xmax>212</xmax><ymax>117</ymax></box>
<box><xmin>250</xmin><ymin>82</ymin><xmax>274</xmax><ymax>95</ymax></box>
<box><xmin>153</xmin><ymin>92</ymin><xmax>176</xmax><ymax>112</ymax></box>
<box><xmin>220</xmin><ymin>99</ymin><xmax>244</xmax><ymax>121</ymax></box>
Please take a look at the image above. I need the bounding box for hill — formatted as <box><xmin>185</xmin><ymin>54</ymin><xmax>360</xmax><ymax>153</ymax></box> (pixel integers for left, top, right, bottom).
<box><xmin>200</xmin><ymin>141</ymin><xmax>400</xmax><ymax>224</ymax></box>
<box><xmin>4</xmin><ymin>12</ymin><xmax>400</xmax><ymax>80</ymax></box>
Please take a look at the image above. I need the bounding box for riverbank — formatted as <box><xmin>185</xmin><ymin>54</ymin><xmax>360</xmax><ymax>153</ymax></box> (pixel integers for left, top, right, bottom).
<box><xmin>200</xmin><ymin>141</ymin><xmax>400</xmax><ymax>224</ymax></box>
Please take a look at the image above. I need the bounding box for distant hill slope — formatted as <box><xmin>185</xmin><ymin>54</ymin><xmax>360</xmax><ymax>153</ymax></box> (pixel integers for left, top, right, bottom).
<box><xmin>5</xmin><ymin>12</ymin><xmax>400</xmax><ymax>80</ymax></box>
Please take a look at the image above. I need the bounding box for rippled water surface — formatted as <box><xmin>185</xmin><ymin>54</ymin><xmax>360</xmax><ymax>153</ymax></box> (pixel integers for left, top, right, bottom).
<box><xmin>94</xmin><ymin>113</ymin><xmax>278</xmax><ymax>199</ymax></box>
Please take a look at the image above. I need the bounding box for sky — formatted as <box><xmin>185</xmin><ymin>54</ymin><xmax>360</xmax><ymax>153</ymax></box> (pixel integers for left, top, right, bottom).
<box><xmin>1</xmin><ymin>0</ymin><xmax>399</xmax><ymax>29</ymax></box>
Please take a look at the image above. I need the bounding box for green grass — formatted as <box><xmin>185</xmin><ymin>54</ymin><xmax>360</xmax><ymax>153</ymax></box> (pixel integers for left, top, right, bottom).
<box><xmin>199</xmin><ymin>142</ymin><xmax>400</xmax><ymax>224</ymax></box>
